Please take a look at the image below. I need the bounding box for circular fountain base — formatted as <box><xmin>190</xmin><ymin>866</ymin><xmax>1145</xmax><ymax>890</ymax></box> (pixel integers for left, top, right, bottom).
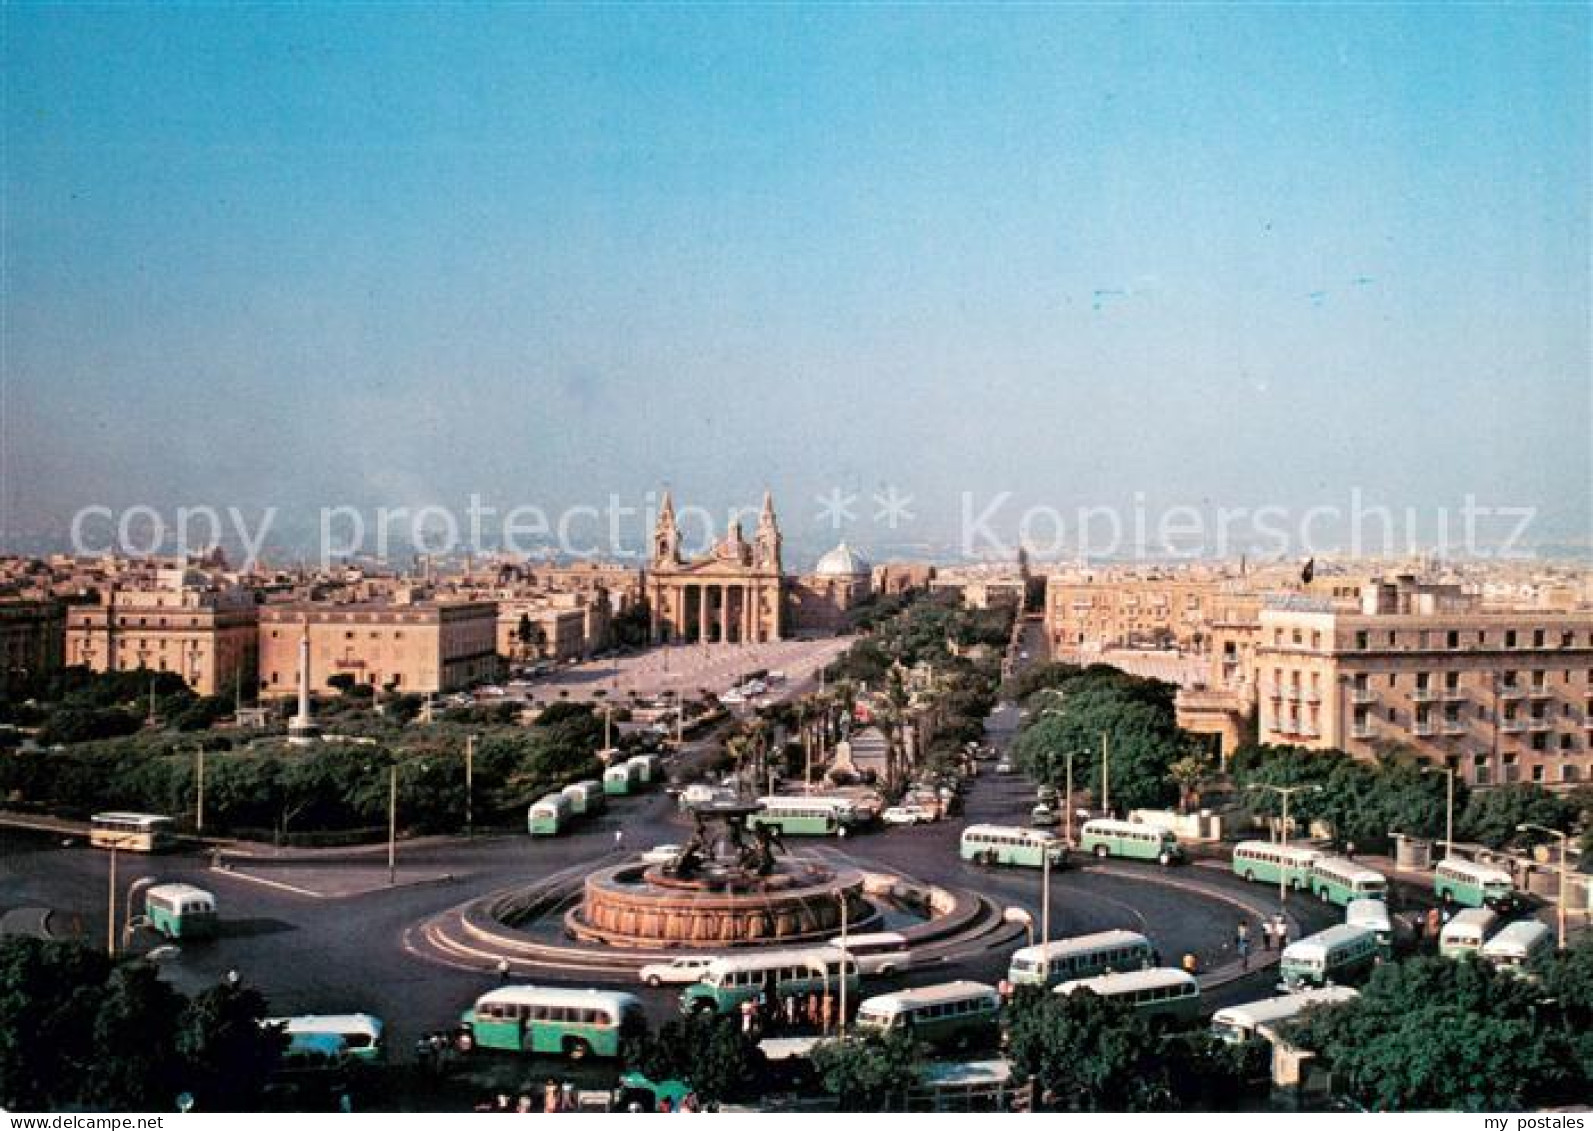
<box><xmin>569</xmin><ymin>861</ymin><xmax>878</xmax><ymax>948</ymax></box>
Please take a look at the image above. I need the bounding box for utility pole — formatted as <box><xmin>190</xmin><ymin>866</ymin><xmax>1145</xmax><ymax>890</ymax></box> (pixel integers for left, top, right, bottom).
<box><xmin>465</xmin><ymin>734</ymin><xmax>475</xmax><ymax>839</ymax></box>
<box><xmin>195</xmin><ymin>746</ymin><xmax>206</xmax><ymax>834</ymax></box>
<box><xmin>1518</xmin><ymin>824</ymin><xmax>1569</xmax><ymax>949</ymax></box>
<box><xmin>1100</xmin><ymin>731</ymin><xmax>1110</xmax><ymax>816</ymax></box>
<box><xmin>1248</xmin><ymin>783</ymin><xmax>1321</xmax><ymax>907</ymax></box>
<box><xmin>387</xmin><ymin>764</ymin><xmax>398</xmax><ymax>886</ymax></box>
<box><xmin>1040</xmin><ymin>843</ymin><xmax>1052</xmax><ymax>953</ymax></box>
<box><xmin>107</xmin><ymin>839</ymin><xmax>119</xmax><ymax>956</ymax></box>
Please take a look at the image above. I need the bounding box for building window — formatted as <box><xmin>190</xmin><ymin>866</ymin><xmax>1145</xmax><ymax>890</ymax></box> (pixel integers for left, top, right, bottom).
<box><xmin>1355</xmin><ymin>631</ymin><xmax>1368</xmax><ymax>650</ymax></box>
<box><xmin>1533</xmin><ymin>629</ymin><xmax>1545</xmax><ymax>648</ymax></box>
<box><xmin>1505</xmin><ymin>630</ymin><xmax>1517</xmax><ymax>648</ymax></box>
<box><xmin>1531</xmin><ymin>734</ymin><xmax>1547</xmax><ymax>752</ymax></box>
<box><xmin>1447</xmin><ymin>630</ymin><xmax>1459</xmax><ymax>649</ymax></box>
<box><xmin>1531</xmin><ymin>763</ymin><xmax>1545</xmax><ymax>781</ymax></box>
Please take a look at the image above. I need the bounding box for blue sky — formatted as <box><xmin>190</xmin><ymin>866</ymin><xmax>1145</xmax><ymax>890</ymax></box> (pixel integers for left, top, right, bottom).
<box><xmin>3</xmin><ymin>3</ymin><xmax>1588</xmax><ymax>560</ymax></box>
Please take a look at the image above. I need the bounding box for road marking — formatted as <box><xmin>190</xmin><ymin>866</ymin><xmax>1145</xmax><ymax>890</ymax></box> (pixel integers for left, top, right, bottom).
<box><xmin>211</xmin><ymin>868</ymin><xmax>329</xmax><ymax>899</ymax></box>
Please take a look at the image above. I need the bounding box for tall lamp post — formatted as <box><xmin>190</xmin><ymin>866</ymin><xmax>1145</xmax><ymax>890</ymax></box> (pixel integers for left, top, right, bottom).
<box><xmin>464</xmin><ymin>734</ymin><xmax>477</xmax><ymax>839</ymax></box>
<box><xmin>194</xmin><ymin>746</ymin><xmax>206</xmax><ymax>835</ymax></box>
<box><xmin>387</xmin><ymin>764</ymin><xmax>399</xmax><ymax>886</ymax></box>
<box><xmin>1247</xmin><ymin>783</ymin><xmax>1321</xmax><ymax>907</ymax></box>
<box><xmin>1518</xmin><ymin>823</ymin><xmax>1569</xmax><ymax>950</ymax></box>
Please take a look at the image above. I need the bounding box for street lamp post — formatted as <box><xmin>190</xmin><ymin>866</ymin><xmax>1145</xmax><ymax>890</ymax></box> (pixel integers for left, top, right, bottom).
<box><xmin>1518</xmin><ymin>823</ymin><xmax>1569</xmax><ymax>949</ymax></box>
<box><xmin>195</xmin><ymin>746</ymin><xmax>206</xmax><ymax>835</ymax></box>
<box><xmin>104</xmin><ymin>832</ymin><xmax>140</xmax><ymax>956</ymax></box>
<box><xmin>1248</xmin><ymin>783</ymin><xmax>1321</xmax><ymax>907</ymax></box>
<box><xmin>464</xmin><ymin>734</ymin><xmax>476</xmax><ymax>839</ymax></box>
<box><xmin>387</xmin><ymin>763</ymin><xmax>399</xmax><ymax>886</ymax></box>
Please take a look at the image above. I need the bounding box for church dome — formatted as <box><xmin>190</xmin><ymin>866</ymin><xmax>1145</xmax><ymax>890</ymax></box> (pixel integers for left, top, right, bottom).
<box><xmin>814</xmin><ymin>542</ymin><xmax>871</xmax><ymax>578</ymax></box>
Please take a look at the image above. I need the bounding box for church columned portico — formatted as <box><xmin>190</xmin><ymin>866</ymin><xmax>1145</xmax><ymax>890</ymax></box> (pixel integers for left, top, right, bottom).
<box><xmin>647</xmin><ymin>493</ymin><xmax>786</xmax><ymax>644</ymax></box>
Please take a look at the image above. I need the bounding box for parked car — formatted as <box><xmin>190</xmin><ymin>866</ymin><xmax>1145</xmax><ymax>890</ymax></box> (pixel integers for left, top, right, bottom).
<box><xmin>641</xmin><ymin>844</ymin><xmax>682</xmax><ymax>865</ymax></box>
<box><xmin>882</xmin><ymin>805</ymin><xmax>934</xmax><ymax>826</ymax></box>
<box><xmin>994</xmin><ymin>760</ymin><xmax>1015</xmax><ymax>775</ymax></box>
<box><xmin>638</xmin><ymin>956</ymin><xmax>716</xmax><ymax>987</ymax></box>
<box><xmin>1030</xmin><ymin>804</ymin><xmax>1060</xmax><ymax>828</ymax></box>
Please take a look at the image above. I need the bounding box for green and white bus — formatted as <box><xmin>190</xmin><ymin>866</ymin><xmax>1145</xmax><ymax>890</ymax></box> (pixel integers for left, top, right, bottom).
<box><xmin>749</xmin><ymin>797</ymin><xmax>842</xmax><ymax>837</ymax></box>
<box><xmin>1279</xmin><ymin>924</ymin><xmax>1380</xmax><ymax>989</ymax></box>
<box><xmin>1345</xmin><ymin>898</ymin><xmax>1393</xmax><ymax>958</ymax></box>
<box><xmin>626</xmin><ymin>753</ymin><xmax>662</xmax><ymax>786</ymax></box>
<box><xmin>1480</xmin><ymin>919</ymin><xmax>1554</xmax><ymax>974</ymax></box>
<box><xmin>1007</xmin><ymin>929</ymin><xmax>1155</xmax><ymax>988</ymax></box>
<box><xmin>457</xmin><ymin>987</ymin><xmax>645</xmax><ymax>1060</ymax></box>
<box><xmin>1438</xmin><ymin>907</ymin><xmax>1498</xmax><ymax>959</ymax></box>
<box><xmin>1209</xmin><ymin>986</ymin><xmax>1359</xmax><ymax>1044</ymax></box>
<box><xmin>1434</xmin><ymin>859</ymin><xmax>1517</xmax><ymax>911</ymax></box>
<box><xmin>527</xmin><ymin>792</ymin><xmax>573</xmax><ymax>836</ymax></box>
<box><xmin>854</xmin><ymin>981</ymin><xmax>1001</xmax><ymax>1051</ymax></box>
<box><xmin>959</xmin><ymin>824</ymin><xmax>1067</xmax><ymax>868</ymax></box>
<box><xmin>90</xmin><ymin>812</ymin><xmax>175</xmax><ymax>853</ymax></box>
<box><xmin>1079</xmin><ymin>819</ymin><xmax>1184</xmax><ymax>865</ymax></box>
<box><xmin>144</xmin><ymin>883</ymin><xmax>218</xmax><ymax>940</ymax></box>
<box><xmin>679</xmin><ymin>949</ymin><xmax>859</xmax><ymax>1016</ymax></box>
<box><xmin>1055</xmin><ymin>967</ymin><xmax>1201</xmax><ymax>1023</ymax></box>
<box><xmin>561</xmin><ymin>779</ymin><xmax>606</xmax><ymax>817</ymax></box>
<box><xmin>268</xmin><ymin>1014</ymin><xmax>386</xmax><ymax>1063</ymax></box>
<box><xmin>1307</xmin><ymin>856</ymin><xmax>1387</xmax><ymax>907</ymax></box>
<box><xmin>604</xmin><ymin>761</ymin><xmax>642</xmax><ymax>796</ymax></box>
<box><xmin>1231</xmin><ymin>841</ymin><xmax>1321</xmax><ymax>889</ymax></box>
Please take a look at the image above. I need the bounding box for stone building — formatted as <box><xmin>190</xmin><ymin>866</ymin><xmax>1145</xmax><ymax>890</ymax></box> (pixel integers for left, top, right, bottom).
<box><xmin>64</xmin><ymin>568</ymin><xmax>258</xmax><ymax>696</ymax></box>
<box><xmin>0</xmin><ymin>598</ymin><xmax>65</xmax><ymax>695</ymax></box>
<box><xmin>258</xmin><ymin>598</ymin><xmax>499</xmax><ymax>697</ymax></box>
<box><xmin>788</xmin><ymin>543</ymin><xmax>873</xmax><ymax>634</ymax></box>
<box><xmin>647</xmin><ymin>492</ymin><xmax>785</xmax><ymax>643</ymax></box>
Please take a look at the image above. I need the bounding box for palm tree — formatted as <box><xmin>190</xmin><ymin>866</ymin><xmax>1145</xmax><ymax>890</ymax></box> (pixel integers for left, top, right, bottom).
<box><xmin>1167</xmin><ymin>751</ymin><xmax>1212</xmax><ymax>814</ymax></box>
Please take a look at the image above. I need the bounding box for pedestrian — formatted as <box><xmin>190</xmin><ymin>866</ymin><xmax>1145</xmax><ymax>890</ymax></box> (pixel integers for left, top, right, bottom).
<box><xmin>997</xmin><ymin>977</ymin><xmax>1014</xmax><ymax>1004</ymax></box>
<box><xmin>783</xmin><ymin>993</ymin><xmax>797</xmax><ymax>1029</ymax></box>
<box><xmin>1345</xmin><ymin>840</ymin><xmax>1357</xmax><ymax>860</ymax></box>
<box><xmin>1237</xmin><ymin>935</ymin><xmax>1251</xmax><ymax>971</ymax></box>
<box><xmin>740</xmin><ymin>997</ymin><xmax>756</xmax><ymax>1035</ymax></box>
<box><xmin>1412</xmin><ymin>912</ymin><xmax>1426</xmax><ymax>945</ymax></box>
<box><xmin>681</xmin><ymin>1092</ymin><xmax>701</xmax><ymax>1113</ymax></box>
<box><xmin>561</xmin><ymin>1083</ymin><xmax>577</xmax><ymax>1112</ymax></box>
<box><xmin>543</xmin><ymin>1079</ymin><xmax>560</xmax><ymax>1113</ymax></box>
<box><xmin>615</xmin><ymin>828</ymin><xmax>625</xmax><ymax>849</ymax></box>
<box><xmin>1236</xmin><ymin>921</ymin><xmax>1250</xmax><ymax>949</ymax></box>
<box><xmin>517</xmin><ymin>1095</ymin><xmax>535</xmax><ymax>1114</ymax></box>
<box><xmin>497</xmin><ymin>957</ymin><xmax>511</xmax><ymax>984</ymax></box>
<box><xmin>1425</xmin><ymin>906</ymin><xmax>1441</xmax><ymax>943</ymax></box>
<box><xmin>806</xmin><ymin>991</ymin><xmax>820</xmax><ymax>1028</ymax></box>
<box><xmin>820</xmin><ymin>992</ymin><xmax>835</xmax><ymax>1035</ymax></box>
<box><xmin>1181</xmin><ymin>952</ymin><xmax>1199</xmax><ymax>975</ymax></box>
<box><xmin>659</xmin><ymin>1097</ymin><xmax>675</xmax><ymax>1113</ymax></box>
<box><xmin>1260</xmin><ymin>919</ymin><xmax>1274</xmax><ymax>951</ymax></box>
<box><xmin>1273</xmin><ymin>913</ymin><xmax>1288</xmax><ymax>949</ymax></box>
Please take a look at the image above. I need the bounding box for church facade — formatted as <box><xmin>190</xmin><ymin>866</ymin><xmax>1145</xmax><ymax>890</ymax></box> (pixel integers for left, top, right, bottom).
<box><xmin>647</xmin><ymin>492</ymin><xmax>786</xmax><ymax>643</ymax></box>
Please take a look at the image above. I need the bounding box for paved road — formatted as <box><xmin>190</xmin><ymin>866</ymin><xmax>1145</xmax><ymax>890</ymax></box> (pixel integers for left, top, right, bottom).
<box><xmin>522</xmin><ymin>637</ymin><xmax>851</xmax><ymax>704</ymax></box>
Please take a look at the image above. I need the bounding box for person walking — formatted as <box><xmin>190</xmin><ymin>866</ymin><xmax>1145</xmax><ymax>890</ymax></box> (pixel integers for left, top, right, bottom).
<box><xmin>820</xmin><ymin>991</ymin><xmax>835</xmax><ymax>1035</ymax></box>
<box><xmin>782</xmin><ymin>993</ymin><xmax>798</xmax><ymax>1030</ymax></box>
<box><xmin>1260</xmin><ymin>918</ymin><xmax>1274</xmax><ymax>951</ymax></box>
<box><xmin>497</xmin><ymin>957</ymin><xmax>511</xmax><ymax>984</ymax></box>
<box><xmin>1236</xmin><ymin>921</ymin><xmax>1251</xmax><ymax>970</ymax></box>
<box><xmin>614</xmin><ymin>828</ymin><xmax>625</xmax><ymax>850</ymax></box>
<box><xmin>1272</xmin><ymin>913</ymin><xmax>1288</xmax><ymax>949</ymax></box>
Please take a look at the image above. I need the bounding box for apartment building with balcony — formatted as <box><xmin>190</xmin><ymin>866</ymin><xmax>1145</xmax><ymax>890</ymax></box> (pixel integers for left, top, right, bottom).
<box><xmin>1254</xmin><ymin>577</ymin><xmax>1593</xmax><ymax>788</ymax></box>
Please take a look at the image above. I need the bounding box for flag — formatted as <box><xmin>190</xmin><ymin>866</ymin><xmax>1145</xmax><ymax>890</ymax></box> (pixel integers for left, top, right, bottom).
<box><xmin>1301</xmin><ymin>557</ymin><xmax>1315</xmax><ymax>584</ymax></box>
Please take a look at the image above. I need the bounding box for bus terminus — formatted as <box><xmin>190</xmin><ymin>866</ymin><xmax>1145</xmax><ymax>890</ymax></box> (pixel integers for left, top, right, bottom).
<box><xmin>527</xmin><ymin>792</ymin><xmax>573</xmax><ymax>836</ymax></box>
<box><xmin>1007</xmin><ymin>929</ymin><xmax>1155</xmax><ymax>988</ymax></box>
<box><xmin>144</xmin><ymin>883</ymin><xmax>218</xmax><ymax>940</ymax></box>
<box><xmin>959</xmin><ymin>824</ymin><xmax>1068</xmax><ymax>868</ymax></box>
<box><xmin>1307</xmin><ymin>856</ymin><xmax>1388</xmax><ymax>907</ymax></box>
<box><xmin>1209</xmin><ymin>986</ymin><xmax>1360</xmax><ymax>1044</ymax></box>
<box><xmin>679</xmin><ymin>949</ymin><xmax>859</xmax><ymax>1016</ymax></box>
<box><xmin>90</xmin><ymin>812</ymin><xmax>175</xmax><ymax>852</ymax></box>
<box><xmin>1055</xmin><ymin>968</ymin><xmax>1201</xmax><ymax>1023</ymax></box>
<box><xmin>1231</xmin><ymin>841</ymin><xmax>1321</xmax><ymax>889</ymax></box>
<box><xmin>1079</xmin><ymin>819</ymin><xmax>1184</xmax><ymax>865</ymax></box>
<box><xmin>1279</xmin><ymin>924</ymin><xmax>1381</xmax><ymax>989</ymax></box>
<box><xmin>1433</xmin><ymin>858</ymin><xmax>1517</xmax><ymax>911</ymax></box>
<box><xmin>457</xmin><ymin>987</ymin><xmax>645</xmax><ymax>1060</ymax></box>
<box><xmin>854</xmin><ymin>982</ymin><xmax>1002</xmax><ymax>1051</ymax></box>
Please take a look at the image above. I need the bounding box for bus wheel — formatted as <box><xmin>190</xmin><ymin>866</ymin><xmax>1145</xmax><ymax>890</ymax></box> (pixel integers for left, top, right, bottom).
<box><xmin>1159</xmin><ymin>851</ymin><xmax>1172</xmax><ymax>867</ymax></box>
<box><xmin>1093</xmin><ymin>844</ymin><xmax>1109</xmax><ymax>860</ymax></box>
<box><xmin>647</xmin><ymin>975</ymin><xmax>663</xmax><ymax>987</ymax></box>
<box><xmin>565</xmin><ymin>1037</ymin><xmax>590</xmax><ymax>1061</ymax></box>
<box><xmin>1244</xmin><ymin>870</ymin><xmax>1256</xmax><ymax>883</ymax></box>
<box><xmin>454</xmin><ymin>1032</ymin><xmax>475</xmax><ymax>1054</ymax></box>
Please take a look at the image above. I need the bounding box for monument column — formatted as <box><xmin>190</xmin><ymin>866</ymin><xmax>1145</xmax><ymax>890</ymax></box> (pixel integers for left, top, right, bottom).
<box><xmin>720</xmin><ymin>584</ymin><xmax>731</xmax><ymax>644</ymax></box>
<box><xmin>741</xmin><ymin>585</ymin><xmax>752</xmax><ymax>644</ymax></box>
<box><xmin>697</xmin><ymin>585</ymin><xmax>709</xmax><ymax>643</ymax></box>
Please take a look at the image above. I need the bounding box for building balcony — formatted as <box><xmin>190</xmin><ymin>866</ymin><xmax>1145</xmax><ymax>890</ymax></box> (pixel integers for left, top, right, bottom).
<box><xmin>1441</xmin><ymin>687</ymin><xmax>1467</xmax><ymax>701</ymax></box>
<box><xmin>1527</xmin><ymin>717</ymin><xmax>1551</xmax><ymax>732</ymax></box>
<box><xmin>1442</xmin><ymin>721</ymin><xmax>1467</xmax><ymax>736</ymax></box>
<box><xmin>1302</xmin><ymin>688</ymin><xmax>1322</xmax><ymax>705</ymax></box>
<box><xmin>1527</xmin><ymin>685</ymin><xmax>1553</xmax><ymax>699</ymax></box>
<box><xmin>1499</xmin><ymin>719</ymin><xmax>1526</xmax><ymax>734</ymax></box>
<box><xmin>1298</xmin><ymin>725</ymin><xmax>1321</xmax><ymax>739</ymax></box>
<box><xmin>1350</xmin><ymin>725</ymin><xmax>1376</xmax><ymax>740</ymax></box>
<box><xmin>1497</xmin><ymin>686</ymin><xmax>1527</xmax><ymax>700</ymax></box>
<box><xmin>1283</xmin><ymin>686</ymin><xmax>1301</xmax><ymax>702</ymax></box>
<box><xmin>1349</xmin><ymin>688</ymin><xmax>1377</xmax><ymax>705</ymax></box>
<box><xmin>1583</xmin><ymin>714</ymin><xmax>1593</xmax><ymax>731</ymax></box>
<box><xmin>1412</xmin><ymin>722</ymin><xmax>1437</xmax><ymax>737</ymax></box>
<box><xmin>1410</xmin><ymin>687</ymin><xmax>1437</xmax><ymax>703</ymax></box>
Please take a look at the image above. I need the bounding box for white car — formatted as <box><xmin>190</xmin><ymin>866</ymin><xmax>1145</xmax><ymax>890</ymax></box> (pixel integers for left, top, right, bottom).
<box><xmin>638</xmin><ymin>956</ymin><xmax>716</xmax><ymax>987</ymax></box>
<box><xmin>640</xmin><ymin>844</ymin><xmax>681</xmax><ymax>865</ymax></box>
<box><xmin>720</xmin><ymin>690</ymin><xmax>745</xmax><ymax>705</ymax></box>
<box><xmin>882</xmin><ymin>805</ymin><xmax>933</xmax><ymax>826</ymax></box>
<box><xmin>994</xmin><ymin>760</ymin><xmax>1015</xmax><ymax>775</ymax></box>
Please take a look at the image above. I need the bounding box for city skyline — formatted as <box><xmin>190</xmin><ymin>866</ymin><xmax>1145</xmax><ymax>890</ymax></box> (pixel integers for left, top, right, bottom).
<box><xmin>4</xmin><ymin>3</ymin><xmax>1588</xmax><ymax>556</ymax></box>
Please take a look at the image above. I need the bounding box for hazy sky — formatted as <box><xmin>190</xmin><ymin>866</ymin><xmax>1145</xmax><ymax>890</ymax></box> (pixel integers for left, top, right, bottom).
<box><xmin>4</xmin><ymin>3</ymin><xmax>1588</xmax><ymax>561</ymax></box>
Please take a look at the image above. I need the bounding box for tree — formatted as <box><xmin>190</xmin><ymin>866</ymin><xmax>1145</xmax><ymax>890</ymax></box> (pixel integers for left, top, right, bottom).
<box><xmin>1459</xmin><ymin>785</ymin><xmax>1576</xmax><ymax>848</ymax></box>
<box><xmin>1004</xmin><ymin>986</ymin><xmax>1172</xmax><ymax>1111</ymax></box>
<box><xmin>1167</xmin><ymin>751</ymin><xmax>1212</xmax><ymax>814</ymax></box>
<box><xmin>178</xmin><ymin>982</ymin><xmax>287</xmax><ymax>1112</ymax></box>
<box><xmin>1290</xmin><ymin>953</ymin><xmax>1587</xmax><ymax>1111</ymax></box>
<box><xmin>621</xmin><ymin>1016</ymin><xmax>767</xmax><ymax>1104</ymax></box>
<box><xmin>326</xmin><ymin>673</ymin><xmax>357</xmax><ymax>695</ymax></box>
<box><xmin>86</xmin><ymin>963</ymin><xmax>186</xmax><ymax>1111</ymax></box>
<box><xmin>810</xmin><ymin>1031</ymin><xmax>924</xmax><ymax>1111</ymax></box>
<box><xmin>0</xmin><ymin>938</ymin><xmax>112</xmax><ymax>1109</ymax></box>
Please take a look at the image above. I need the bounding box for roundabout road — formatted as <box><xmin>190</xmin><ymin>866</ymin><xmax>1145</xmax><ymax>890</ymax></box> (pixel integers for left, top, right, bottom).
<box><xmin>2</xmin><ymin>712</ymin><xmax>1338</xmax><ymax>1061</ymax></box>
